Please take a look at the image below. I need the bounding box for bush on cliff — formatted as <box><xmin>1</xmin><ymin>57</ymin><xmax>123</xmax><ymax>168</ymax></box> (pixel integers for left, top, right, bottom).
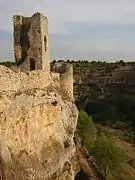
<box><xmin>77</xmin><ymin>109</ymin><xmax>96</xmax><ymax>147</ymax></box>
<box><xmin>77</xmin><ymin>110</ymin><xmax>135</xmax><ymax>180</ymax></box>
<box><xmin>90</xmin><ymin>135</ymin><xmax>128</xmax><ymax>180</ymax></box>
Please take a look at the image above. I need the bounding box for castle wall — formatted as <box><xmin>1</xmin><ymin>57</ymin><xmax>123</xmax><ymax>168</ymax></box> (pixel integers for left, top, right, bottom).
<box><xmin>0</xmin><ymin>66</ymin><xmax>59</xmax><ymax>94</ymax></box>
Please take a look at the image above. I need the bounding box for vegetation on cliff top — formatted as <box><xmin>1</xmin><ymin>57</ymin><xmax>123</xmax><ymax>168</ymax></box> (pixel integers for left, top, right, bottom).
<box><xmin>0</xmin><ymin>61</ymin><xmax>16</xmax><ymax>67</ymax></box>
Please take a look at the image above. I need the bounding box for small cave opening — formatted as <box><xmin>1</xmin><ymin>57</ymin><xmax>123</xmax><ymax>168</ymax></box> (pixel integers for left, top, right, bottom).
<box><xmin>75</xmin><ymin>169</ymin><xmax>90</xmax><ymax>180</ymax></box>
<box><xmin>51</xmin><ymin>100</ymin><xmax>58</xmax><ymax>106</ymax></box>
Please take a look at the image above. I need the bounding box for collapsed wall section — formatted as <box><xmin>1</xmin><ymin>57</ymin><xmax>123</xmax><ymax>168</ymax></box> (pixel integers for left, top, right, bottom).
<box><xmin>13</xmin><ymin>15</ymin><xmax>31</xmax><ymax>63</ymax></box>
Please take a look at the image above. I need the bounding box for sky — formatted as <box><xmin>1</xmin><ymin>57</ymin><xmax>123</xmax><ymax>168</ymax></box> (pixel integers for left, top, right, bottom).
<box><xmin>0</xmin><ymin>0</ymin><xmax>135</xmax><ymax>61</ymax></box>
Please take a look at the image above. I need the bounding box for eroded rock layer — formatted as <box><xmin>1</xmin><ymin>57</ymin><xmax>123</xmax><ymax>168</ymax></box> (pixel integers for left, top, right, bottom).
<box><xmin>0</xmin><ymin>66</ymin><xmax>78</xmax><ymax>180</ymax></box>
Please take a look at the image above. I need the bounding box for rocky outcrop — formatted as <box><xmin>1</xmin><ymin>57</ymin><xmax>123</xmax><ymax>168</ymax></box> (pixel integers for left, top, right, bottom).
<box><xmin>0</xmin><ymin>66</ymin><xmax>78</xmax><ymax>180</ymax></box>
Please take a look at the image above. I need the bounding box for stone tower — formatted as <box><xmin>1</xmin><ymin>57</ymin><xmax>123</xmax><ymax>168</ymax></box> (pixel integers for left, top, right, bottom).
<box><xmin>53</xmin><ymin>62</ymin><xmax>73</xmax><ymax>99</ymax></box>
<box><xmin>13</xmin><ymin>12</ymin><xmax>50</xmax><ymax>71</ymax></box>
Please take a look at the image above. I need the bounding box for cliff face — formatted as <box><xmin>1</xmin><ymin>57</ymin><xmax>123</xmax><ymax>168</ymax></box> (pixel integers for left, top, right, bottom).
<box><xmin>0</xmin><ymin>66</ymin><xmax>78</xmax><ymax>180</ymax></box>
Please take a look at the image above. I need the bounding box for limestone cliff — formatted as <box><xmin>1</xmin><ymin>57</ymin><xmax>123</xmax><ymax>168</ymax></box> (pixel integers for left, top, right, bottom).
<box><xmin>0</xmin><ymin>66</ymin><xmax>78</xmax><ymax>180</ymax></box>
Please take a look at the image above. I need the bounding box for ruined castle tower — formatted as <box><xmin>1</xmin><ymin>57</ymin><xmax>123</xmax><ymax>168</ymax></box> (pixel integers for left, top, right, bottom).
<box><xmin>53</xmin><ymin>62</ymin><xmax>73</xmax><ymax>99</ymax></box>
<box><xmin>13</xmin><ymin>12</ymin><xmax>50</xmax><ymax>71</ymax></box>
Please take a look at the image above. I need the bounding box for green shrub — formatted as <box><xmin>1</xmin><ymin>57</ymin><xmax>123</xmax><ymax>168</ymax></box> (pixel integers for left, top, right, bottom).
<box><xmin>77</xmin><ymin>109</ymin><xmax>96</xmax><ymax>148</ymax></box>
<box><xmin>90</xmin><ymin>135</ymin><xmax>128</xmax><ymax>180</ymax></box>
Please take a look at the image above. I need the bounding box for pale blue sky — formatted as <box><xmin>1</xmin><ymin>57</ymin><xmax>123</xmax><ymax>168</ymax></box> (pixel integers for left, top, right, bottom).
<box><xmin>0</xmin><ymin>0</ymin><xmax>135</xmax><ymax>61</ymax></box>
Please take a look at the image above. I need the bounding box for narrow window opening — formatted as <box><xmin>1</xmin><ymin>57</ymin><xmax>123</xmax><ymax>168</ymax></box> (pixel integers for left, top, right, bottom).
<box><xmin>30</xmin><ymin>58</ymin><xmax>35</xmax><ymax>71</ymax></box>
<box><xmin>44</xmin><ymin>36</ymin><xmax>47</xmax><ymax>51</ymax></box>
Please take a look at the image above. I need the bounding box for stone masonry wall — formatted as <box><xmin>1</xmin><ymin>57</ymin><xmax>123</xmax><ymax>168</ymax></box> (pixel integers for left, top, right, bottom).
<box><xmin>40</xmin><ymin>14</ymin><xmax>50</xmax><ymax>72</ymax></box>
<box><xmin>13</xmin><ymin>15</ymin><xmax>31</xmax><ymax>63</ymax></box>
<box><xmin>0</xmin><ymin>67</ymin><xmax>59</xmax><ymax>95</ymax></box>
